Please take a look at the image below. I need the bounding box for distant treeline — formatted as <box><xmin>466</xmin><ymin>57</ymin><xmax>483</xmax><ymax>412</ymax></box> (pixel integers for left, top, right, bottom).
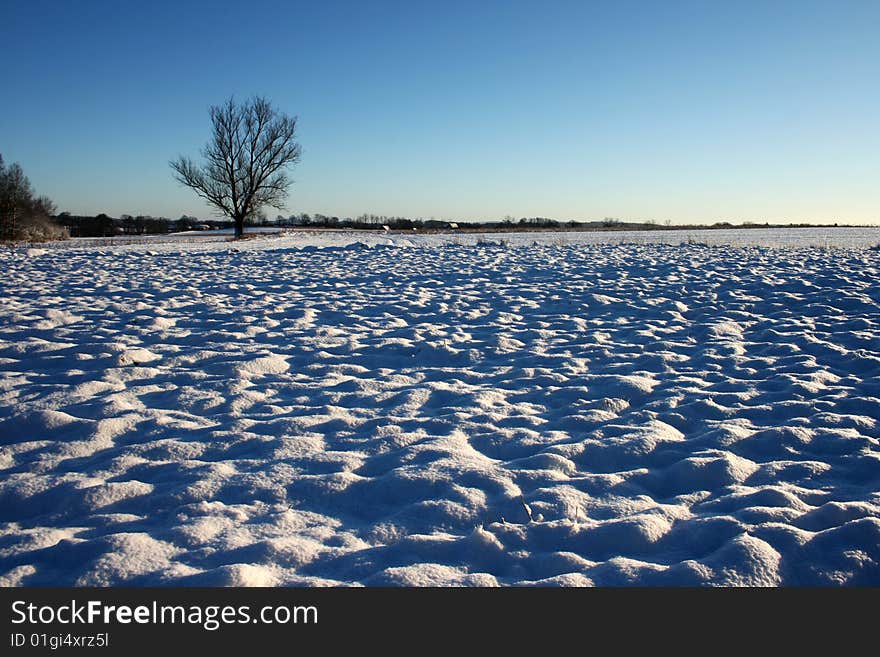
<box><xmin>57</xmin><ymin>213</ymin><xmax>228</xmax><ymax>237</ymax></box>
<box><xmin>276</xmin><ymin>214</ymin><xmax>859</xmax><ymax>231</ymax></box>
<box><xmin>52</xmin><ymin>211</ymin><xmax>862</xmax><ymax>238</ymax></box>
<box><xmin>269</xmin><ymin>214</ymin><xmax>859</xmax><ymax>231</ymax></box>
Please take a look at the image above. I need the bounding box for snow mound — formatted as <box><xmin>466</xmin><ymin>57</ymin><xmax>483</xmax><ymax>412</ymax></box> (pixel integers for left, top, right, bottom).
<box><xmin>116</xmin><ymin>348</ymin><xmax>161</xmax><ymax>366</ymax></box>
<box><xmin>235</xmin><ymin>354</ymin><xmax>290</xmax><ymax>377</ymax></box>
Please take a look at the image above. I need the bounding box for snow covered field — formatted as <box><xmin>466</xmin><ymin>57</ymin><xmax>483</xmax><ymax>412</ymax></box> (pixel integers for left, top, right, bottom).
<box><xmin>1</xmin><ymin>230</ymin><xmax>879</xmax><ymax>586</ymax></box>
<box><xmin>36</xmin><ymin>225</ymin><xmax>880</xmax><ymax>252</ymax></box>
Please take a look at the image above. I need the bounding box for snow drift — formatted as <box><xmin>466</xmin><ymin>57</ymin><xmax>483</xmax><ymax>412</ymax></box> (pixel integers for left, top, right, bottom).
<box><xmin>1</xmin><ymin>233</ymin><xmax>878</xmax><ymax>586</ymax></box>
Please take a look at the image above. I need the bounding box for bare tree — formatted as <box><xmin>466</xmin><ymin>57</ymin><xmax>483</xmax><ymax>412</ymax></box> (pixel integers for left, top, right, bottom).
<box><xmin>170</xmin><ymin>96</ymin><xmax>302</xmax><ymax>239</ymax></box>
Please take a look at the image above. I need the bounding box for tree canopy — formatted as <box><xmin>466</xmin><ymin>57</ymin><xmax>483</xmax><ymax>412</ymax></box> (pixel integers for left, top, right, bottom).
<box><xmin>0</xmin><ymin>155</ymin><xmax>64</xmax><ymax>242</ymax></box>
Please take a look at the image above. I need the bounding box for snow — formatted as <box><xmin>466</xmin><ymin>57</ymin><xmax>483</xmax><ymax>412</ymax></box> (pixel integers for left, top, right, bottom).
<box><xmin>1</xmin><ymin>229</ymin><xmax>879</xmax><ymax>586</ymax></box>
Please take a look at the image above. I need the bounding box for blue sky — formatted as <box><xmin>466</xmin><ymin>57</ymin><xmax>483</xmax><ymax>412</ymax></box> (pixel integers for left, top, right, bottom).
<box><xmin>2</xmin><ymin>0</ymin><xmax>878</xmax><ymax>224</ymax></box>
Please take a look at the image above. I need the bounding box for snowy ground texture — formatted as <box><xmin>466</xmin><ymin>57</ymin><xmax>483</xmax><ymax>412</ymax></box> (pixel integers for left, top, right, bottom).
<box><xmin>2</xmin><ymin>230</ymin><xmax>880</xmax><ymax>586</ymax></box>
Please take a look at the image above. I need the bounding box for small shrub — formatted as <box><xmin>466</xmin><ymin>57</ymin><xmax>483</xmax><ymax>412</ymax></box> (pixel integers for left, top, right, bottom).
<box><xmin>16</xmin><ymin>216</ymin><xmax>69</xmax><ymax>243</ymax></box>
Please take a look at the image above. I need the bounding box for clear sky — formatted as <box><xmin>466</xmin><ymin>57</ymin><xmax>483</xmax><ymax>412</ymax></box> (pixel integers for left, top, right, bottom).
<box><xmin>2</xmin><ymin>0</ymin><xmax>878</xmax><ymax>224</ymax></box>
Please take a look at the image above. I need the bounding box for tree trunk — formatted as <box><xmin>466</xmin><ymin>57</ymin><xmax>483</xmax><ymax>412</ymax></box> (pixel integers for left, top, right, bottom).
<box><xmin>234</xmin><ymin>215</ymin><xmax>244</xmax><ymax>239</ymax></box>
